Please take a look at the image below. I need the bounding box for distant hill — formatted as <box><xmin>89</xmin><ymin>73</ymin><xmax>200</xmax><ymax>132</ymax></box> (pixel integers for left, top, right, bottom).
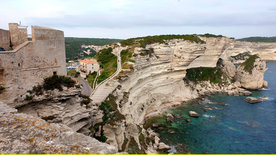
<box><xmin>65</xmin><ymin>37</ymin><xmax>122</xmax><ymax>61</ymax></box>
<box><xmin>238</xmin><ymin>37</ymin><xmax>276</xmax><ymax>43</ymax></box>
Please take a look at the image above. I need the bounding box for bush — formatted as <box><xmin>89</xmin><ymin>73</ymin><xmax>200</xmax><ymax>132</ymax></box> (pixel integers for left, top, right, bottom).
<box><xmin>96</xmin><ymin>48</ymin><xmax>116</xmax><ymax>65</ymax></box>
<box><xmin>43</xmin><ymin>75</ymin><xmax>75</xmax><ymax>91</ymax></box>
<box><xmin>185</xmin><ymin>67</ymin><xmax>225</xmax><ymax>84</ymax></box>
<box><xmin>231</xmin><ymin>52</ymin><xmax>251</xmax><ymax>60</ymax></box>
<box><xmin>121</xmin><ymin>49</ymin><xmax>133</xmax><ymax>63</ymax></box>
<box><xmin>241</xmin><ymin>54</ymin><xmax>259</xmax><ymax>74</ymax></box>
<box><xmin>87</xmin><ymin>72</ymin><xmax>97</xmax><ymax>86</ymax></box>
<box><xmin>32</xmin><ymin>85</ymin><xmax>43</xmax><ymax>95</ymax></box>
<box><xmin>67</xmin><ymin>69</ymin><xmax>79</xmax><ymax>77</ymax></box>
<box><xmin>199</xmin><ymin>33</ymin><xmax>223</xmax><ymax>38</ymax></box>
<box><xmin>99</xmin><ymin>95</ymin><xmax>125</xmax><ymax>126</ymax></box>
<box><xmin>25</xmin><ymin>95</ymin><xmax>33</xmax><ymax>101</ymax></box>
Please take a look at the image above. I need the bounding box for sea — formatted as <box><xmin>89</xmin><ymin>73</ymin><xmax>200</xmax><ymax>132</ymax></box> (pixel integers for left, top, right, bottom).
<box><xmin>154</xmin><ymin>61</ymin><xmax>276</xmax><ymax>154</ymax></box>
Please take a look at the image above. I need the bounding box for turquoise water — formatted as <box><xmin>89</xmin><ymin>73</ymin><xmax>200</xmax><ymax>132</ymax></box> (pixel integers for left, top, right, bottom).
<box><xmin>156</xmin><ymin>61</ymin><xmax>276</xmax><ymax>154</ymax></box>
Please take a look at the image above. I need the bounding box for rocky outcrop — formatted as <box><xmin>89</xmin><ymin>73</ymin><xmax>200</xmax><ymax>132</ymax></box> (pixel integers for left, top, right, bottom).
<box><xmin>0</xmin><ymin>102</ymin><xmax>117</xmax><ymax>154</ymax></box>
<box><xmin>235</xmin><ymin>57</ymin><xmax>267</xmax><ymax>90</ymax></box>
<box><xmin>15</xmin><ymin>87</ymin><xmax>102</xmax><ymax>135</ymax></box>
<box><xmin>189</xmin><ymin>111</ymin><xmax>199</xmax><ymax>118</ymax></box>
<box><xmin>245</xmin><ymin>97</ymin><xmax>263</xmax><ymax>104</ymax></box>
<box><xmin>95</xmin><ymin>37</ymin><xmax>272</xmax><ymax>153</ymax></box>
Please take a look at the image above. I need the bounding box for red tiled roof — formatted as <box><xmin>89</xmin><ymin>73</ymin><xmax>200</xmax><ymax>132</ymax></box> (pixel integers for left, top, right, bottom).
<box><xmin>78</xmin><ymin>59</ymin><xmax>97</xmax><ymax>63</ymax></box>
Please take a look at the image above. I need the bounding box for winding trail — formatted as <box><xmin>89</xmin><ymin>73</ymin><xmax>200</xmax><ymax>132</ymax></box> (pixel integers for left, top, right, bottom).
<box><xmin>90</xmin><ymin>47</ymin><xmax>122</xmax><ymax>104</ymax></box>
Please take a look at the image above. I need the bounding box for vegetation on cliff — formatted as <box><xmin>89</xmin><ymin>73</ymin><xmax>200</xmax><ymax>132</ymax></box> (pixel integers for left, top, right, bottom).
<box><xmin>185</xmin><ymin>67</ymin><xmax>226</xmax><ymax>84</ymax></box>
<box><xmin>87</xmin><ymin>72</ymin><xmax>97</xmax><ymax>86</ymax></box>
<box><xmin>121</xmin><ymin>49</ymin><xmax>133</xmax><ymax>63</ymax></box>
<box><xmin>43</xmin><ymin>75</ymin><xmax>76</xmax><ymax>91</ymax></box>
<box><xmin>91</xmin><ymin>95</ymin><xmax>125</xmax><ymax>142</ymax></box>
<box><xmin>121</xmin><ymin>49</ymin><xmax>135</xmax><ymax>71</ymax></box>
<box><xmin>241</xmin><ymin>54</ymin><xmax>259</xmax><ymax>74</ymax></box>
<box><xmin>121</xmin><ymin>35</ymin><xmax>205</xmax><ymax>48</ymax></box>
<box><xmin>238</xmin><ymin>36</ymin><xmax>276</xmax><ymax>42</ymax></box>
<box><xmin>26</xmin><ymin>75</ymin><xmax>76</xmax><ymax>99</ymax></box>
<box><xmin>231</xmin><ymin>52</ymin><xmax>251</xmax><ymax>60</ymax></box>
<box><xmin>199</xmin><ymin>33</ymin><xmax>223</xmax><ymax>38</ymax></box>
<box><xmin>95</xmin><ymin>48</ymin><xmax>117</xmax><ymax>84</ymax></box>
<box><xmin>65</xmin><ymin>37</ymin><xmax>122</xmax><ymax>61</ymax></box>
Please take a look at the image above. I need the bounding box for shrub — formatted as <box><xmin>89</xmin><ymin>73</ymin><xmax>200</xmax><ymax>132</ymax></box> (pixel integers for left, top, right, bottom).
<box><xmin>185</xmin><ymin>67</ymin><xmax>225</xmax><ymax>84</ymax></box>
<box><xmin>96</xmin><ymin>48</ymin><xmax>116</xmax><ymax>65</ymax></box>
<box><xmin>121</xmin><ymin>49</ymin><xmax>133</xmax><ymax>63</ymax></box>
<box><xmin>231</xmin><ymin>52</ymin><xmax>251</xmax><ymax>60</ymax></box>
<box><xmin>241</xmin><ymin>54</ymin><xmax>259</xmax><ymax>74</ymax></box>
<box><xmin>99</xmin><ymin>95</ymin><xmax>125</xmax><ymax>126</ymax></box>
<box><xmin>25</xmin><ymin>95</ymin><xmax>33</xmax><ymax>101</ymax></box>
<box><xmin>87</xmin><ymin>72</ymin><xmax>97</xmax><ymax>86</ymax></box>
<box><xmin>43</xmin><ymin>75</ymin><xmax>75</xmax><ymax>91</ymax></box>
<box><xmin>32</xmin><ymin>85</ymin><xmax>43</xmax><ymax>95</ymax></box>
<box><xmin>199</xmin><ymin>33</ymin><xmax>223</xmax><ymax>38</ymax></box>
<box><xmin>67</xmin><ymin>69</ymin><xmax>78</xmax><ymax>77</ymax></box>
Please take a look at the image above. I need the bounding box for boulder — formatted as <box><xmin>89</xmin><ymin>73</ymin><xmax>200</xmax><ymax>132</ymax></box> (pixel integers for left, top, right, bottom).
<box><xmin>189</xmin><ymin>111</ymin><xmax>199</xmax><ymax>118</ymax></box>
<box><xmin>263</xmin><ymin>81</ymin><xmax>268</xmax><ymax>88</ymax></box>
<box><xmin>166</xmin><ymin>113</ymin><xmax>174</xmax><ymax>122</ymax></box>
<box><xmin>218</xmin><ymin>102</ymin><xmax>227</xmax><ymax>106</ymax></box>
<box><xmin>260</xmin><ymin>96</ymin><xmax>268</xmax><ymax>100</ymax></box>
<box><xmin>242</xmin><ymin>90</ymin><xmax>252</xmax><ymax>96</ymax></box>
<box><xmin>184</xmin><ymin>118</ymin><xmax>191</xmax><ymax>123</ymax></box>
<box><xmin>222</xmin><ymin>60</ymin><xmax>236</xmax><ymax>78</ymax></box>
<box><xmin>152</xmin><ymin>123</ymin><xmax>166</xmax><ymax>128</ymax></box>
<box><xmin>245</xmin><ymin>97</ymin><xmax>263</xmax><ymax>104</ymax></box>
<box><xmin>158</xmin><ymin>142</ymin><xmax>170</xmax><ymax>150</ymax></box>
<box><xmin>168</xmin><ymin>130</ymin><xmax>176</xmax><ymax>134</ymax></box>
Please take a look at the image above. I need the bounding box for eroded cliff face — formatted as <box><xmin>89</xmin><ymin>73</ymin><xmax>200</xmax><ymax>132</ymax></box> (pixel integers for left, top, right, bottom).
<box><xmin>0</xmin><ymin>102</ymin><xmax>117</xmax><ymax>154</ymax></box>
<box><xmin>15</xmin><ymin>86</ymin><xmax>103</xmax><ymax>135</ymax></box>
<box><xmin>98</xmin><ymin>37</ymin><xmax>273</xmax><ymax>153</ymax></box>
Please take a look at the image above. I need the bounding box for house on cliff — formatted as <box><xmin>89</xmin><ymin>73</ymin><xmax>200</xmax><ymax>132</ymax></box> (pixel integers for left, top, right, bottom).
<box><xmin>77</xmin><ymin>58</ymin><xmax>99</xmax><ymax>78</ymax></box>
<box><xmin>0</xmin><ymin>23</ymin><xmax>66</xmax><ymax>106</ymax></box>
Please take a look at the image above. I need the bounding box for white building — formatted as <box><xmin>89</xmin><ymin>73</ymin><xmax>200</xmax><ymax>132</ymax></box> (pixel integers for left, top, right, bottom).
<box><xmin>77</xmin><ymin>59</ymin><xmax>100</xmax><ymax>78</ymax></box>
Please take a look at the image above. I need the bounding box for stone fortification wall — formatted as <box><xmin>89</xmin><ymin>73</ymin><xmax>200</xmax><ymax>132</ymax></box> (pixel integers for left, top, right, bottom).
<box><xmin>9</xmin><ymin>23</ymin><xmax>28</xmax><ymax>49</ymax></box>
<box><xmin>0</xmin><ymin>25</ymin><xmax>66</xmax><ymax>107</ymax></box>
<box><xmin>0</xmin><ymin>29</ymin><xmax>11</xmax><ymax>50</ymax></box>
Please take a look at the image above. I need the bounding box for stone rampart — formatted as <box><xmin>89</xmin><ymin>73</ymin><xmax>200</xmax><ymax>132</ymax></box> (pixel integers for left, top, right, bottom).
<box><xmin>0</xmin><ymin>24</ymin><xmax>66</xmax><ymax>106</ymax></box>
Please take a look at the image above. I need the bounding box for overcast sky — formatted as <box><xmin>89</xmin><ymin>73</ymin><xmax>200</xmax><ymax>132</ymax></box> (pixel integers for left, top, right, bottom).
<box><xmin>1</xmin><ymin>0</ymin><xmax>276</xmax><ymax>39</ymax></box>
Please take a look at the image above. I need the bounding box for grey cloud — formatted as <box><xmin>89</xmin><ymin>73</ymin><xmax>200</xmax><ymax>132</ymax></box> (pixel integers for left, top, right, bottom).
<box><xmin>26</xmin><ymin>12</ymin><xmax>276</xmax><ymax>29</ymax></box>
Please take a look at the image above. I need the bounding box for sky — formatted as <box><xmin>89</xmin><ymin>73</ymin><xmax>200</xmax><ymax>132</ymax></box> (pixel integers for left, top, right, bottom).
<box><xmin>1</xmin><ymin>0</ymin><xmax>276</xmax><ymax>39</ymax></box>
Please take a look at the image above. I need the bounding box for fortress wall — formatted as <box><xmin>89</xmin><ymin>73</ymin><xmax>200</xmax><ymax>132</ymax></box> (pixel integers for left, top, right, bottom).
<box><xmin>0</xmin><ymin>29</ymin><xmax>11</xmax><ymax>50</ymax></box>
<box><xmin>9</xmin><ymin>23</ymin><xmax>28</xmax><ymax>48</ymax></box>
<box><xmin>0</xmin><ymin>26</ymin><xmax>66</xmax><ymax>107</ymax></box>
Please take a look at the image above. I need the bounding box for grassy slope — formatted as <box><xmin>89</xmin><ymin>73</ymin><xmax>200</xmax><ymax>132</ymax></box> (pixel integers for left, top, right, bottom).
<box><xmin>95</xmin><ymin>48</ymin><xmax>117</xmax><ymax>84</ymax></box>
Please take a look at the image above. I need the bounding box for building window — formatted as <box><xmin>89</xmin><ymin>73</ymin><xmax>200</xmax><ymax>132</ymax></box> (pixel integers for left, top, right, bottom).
<box><xmin>53</xmin><ymin>71</ymin><xmax>57</xmax><ymax>75</ymax></box>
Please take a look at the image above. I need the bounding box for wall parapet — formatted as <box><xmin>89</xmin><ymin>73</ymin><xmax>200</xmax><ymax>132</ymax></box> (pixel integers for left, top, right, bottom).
<box><xmin>32</xmin><ymin>26</ymin><xmax>64</xmax><ymax>41</ymax></box>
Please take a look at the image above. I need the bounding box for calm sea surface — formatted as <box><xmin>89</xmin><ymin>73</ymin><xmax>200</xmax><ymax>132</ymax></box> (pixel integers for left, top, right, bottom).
<box><xmin>155</xmin><ymin>61</ymin><xmax>276</xmax><ymax>154</ymax></box>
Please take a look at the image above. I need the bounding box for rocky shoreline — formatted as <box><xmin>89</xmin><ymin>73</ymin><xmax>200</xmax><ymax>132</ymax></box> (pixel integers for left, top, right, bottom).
<box><xmin>93</xmin><ymin>38</ymin><xmax>268</xmax><ymax>153</ymax></box>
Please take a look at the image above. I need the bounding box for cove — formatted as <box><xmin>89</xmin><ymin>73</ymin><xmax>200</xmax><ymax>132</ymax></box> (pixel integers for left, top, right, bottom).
<box><xmin>154</xmin><ymin>61</ymin><xmax>276</xmax><ymax>154</ymax></box>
